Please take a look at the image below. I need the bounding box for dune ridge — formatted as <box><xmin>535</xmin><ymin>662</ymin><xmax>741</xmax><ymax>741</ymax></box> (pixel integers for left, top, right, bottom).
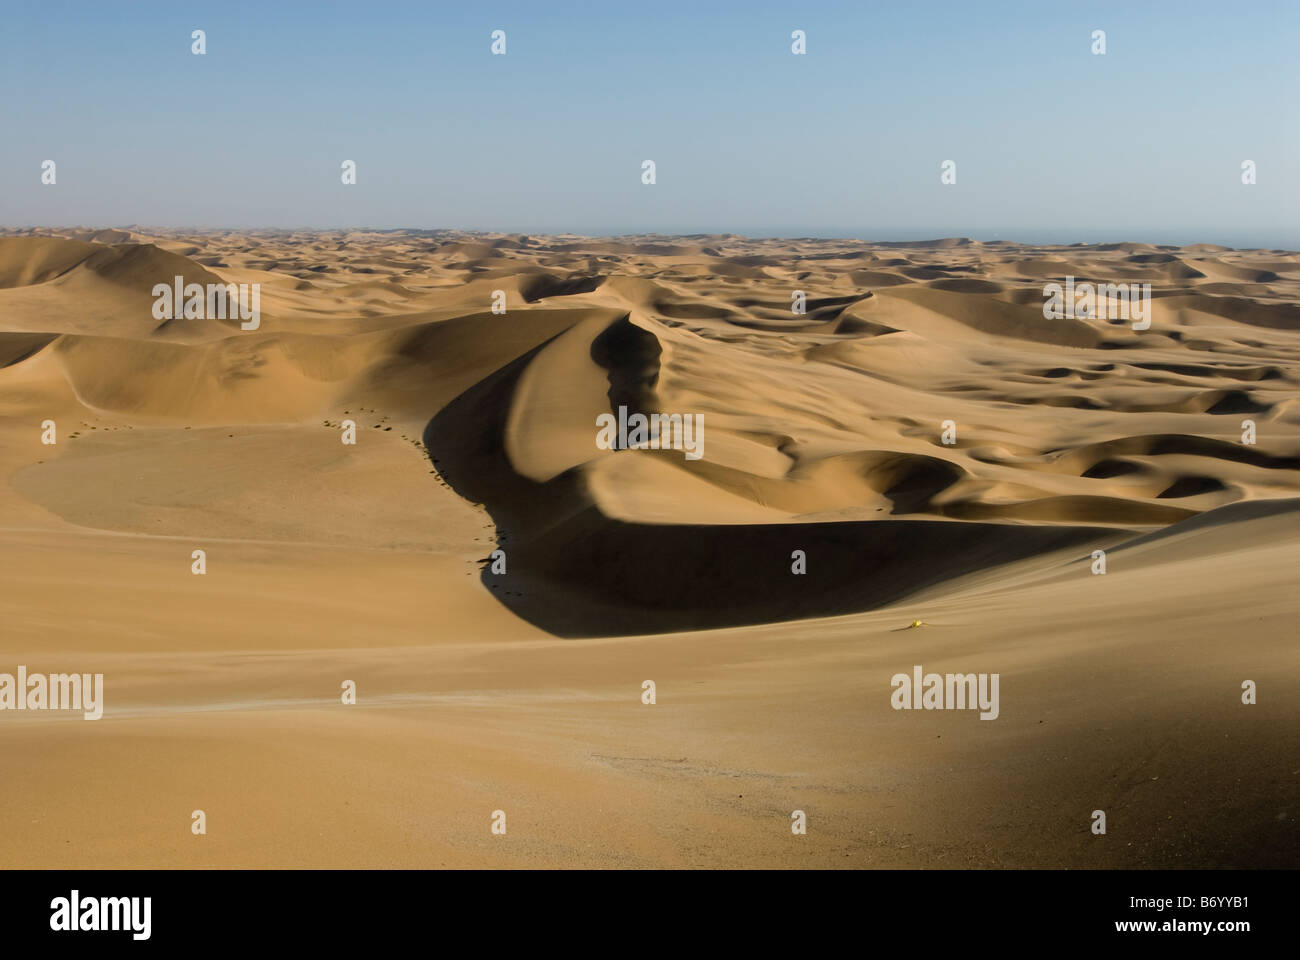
<box><xmin>4</xmin><ymin>228</ymin><xmax>1300</xmax><ymax>631</ymax></box>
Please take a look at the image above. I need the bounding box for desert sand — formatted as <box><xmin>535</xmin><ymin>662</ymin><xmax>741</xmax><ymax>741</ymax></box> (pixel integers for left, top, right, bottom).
<box><xmin>0</xmin><ymin>227</ymin><xmax>1296</xmax><ymax>867</ymax></box>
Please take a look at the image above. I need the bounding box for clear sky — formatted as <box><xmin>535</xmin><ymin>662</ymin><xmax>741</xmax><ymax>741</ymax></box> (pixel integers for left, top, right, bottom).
<box><xmin>1</xmin><ymin>0</ymin><xmax>1296</xmax><ymax>246</ymax></box>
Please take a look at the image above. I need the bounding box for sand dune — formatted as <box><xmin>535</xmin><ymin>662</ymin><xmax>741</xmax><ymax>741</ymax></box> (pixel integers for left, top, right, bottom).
<box><xmin>0</xmin><ymin>228</ymin><xmax>1296</xmax><ymax>867</ymax></box>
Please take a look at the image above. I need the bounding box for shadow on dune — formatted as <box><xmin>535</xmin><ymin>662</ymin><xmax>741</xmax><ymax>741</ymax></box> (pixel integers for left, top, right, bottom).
<box><xmin>423</xmin><ymin>315</ymin><xmax>1117</xmax><ymax>637</ymax></box>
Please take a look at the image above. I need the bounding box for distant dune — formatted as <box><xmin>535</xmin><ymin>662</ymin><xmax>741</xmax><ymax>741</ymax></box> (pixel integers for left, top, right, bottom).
<box><xmin>0</xmin><ymin>228</ymin><xmax>1296</xmax><ymax>868</ymax></box>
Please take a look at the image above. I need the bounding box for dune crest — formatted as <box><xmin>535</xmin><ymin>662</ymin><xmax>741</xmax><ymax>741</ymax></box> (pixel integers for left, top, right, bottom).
<box><xmin>3</xmin><ymin>229</ymin><xmax>1299</xmax><ymax>633</ymax></box>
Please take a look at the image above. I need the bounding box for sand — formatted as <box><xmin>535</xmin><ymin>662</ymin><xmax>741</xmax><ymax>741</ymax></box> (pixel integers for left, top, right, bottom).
<box><xmin>0</xmin><ymin>228</ymin><xmax>1296</xmax><ymax>867</ymax></box>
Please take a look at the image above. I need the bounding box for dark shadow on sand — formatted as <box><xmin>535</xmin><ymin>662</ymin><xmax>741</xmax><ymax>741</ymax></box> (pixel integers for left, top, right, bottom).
<box><xmin>424</xmin><ymin>317</ymin><xmax>1115</xmax><ymax>638</ymax></box>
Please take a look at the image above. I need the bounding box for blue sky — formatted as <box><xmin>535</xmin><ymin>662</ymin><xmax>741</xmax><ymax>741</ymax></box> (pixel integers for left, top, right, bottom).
<box><xmin>1</xmin><ymin>0</ymin><xmax>1295</xmax><ymax>245</ymax></box>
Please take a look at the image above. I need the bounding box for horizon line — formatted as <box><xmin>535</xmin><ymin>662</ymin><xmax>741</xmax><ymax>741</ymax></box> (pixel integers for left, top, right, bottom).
<box><xmin>4</xmin><ymin>224</ymin><xmax>1297</xmax><ymax>253</ymax></box>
